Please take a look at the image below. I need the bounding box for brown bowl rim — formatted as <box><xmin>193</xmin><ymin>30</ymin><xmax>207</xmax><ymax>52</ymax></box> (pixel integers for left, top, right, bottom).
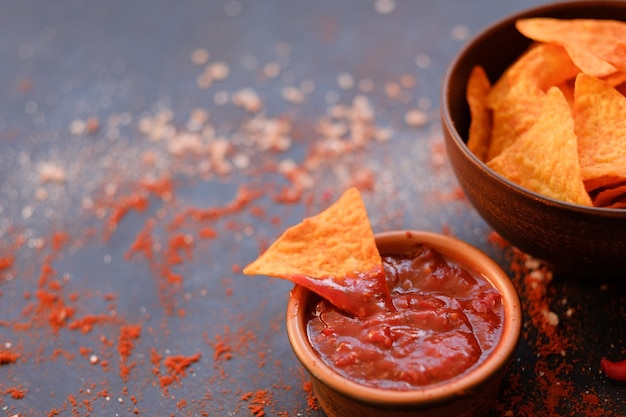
<box><xmin>440</xmin><ymin>0</ymin><xmax>626</xmax><ymax>218</ymax></box>
<box><xmin>285</xmin><ymin>230</ymin><xmax>522</xmax><ymax>407</ymax></box>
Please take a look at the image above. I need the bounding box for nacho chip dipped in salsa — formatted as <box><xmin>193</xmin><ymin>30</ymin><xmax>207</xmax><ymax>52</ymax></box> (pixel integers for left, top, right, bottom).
<box><xmin>243</xmin><ymin>187</ymin><xmax>393</xmax><ymax>318</ymax></box>
<box><xmin>465</xmin><ymin>17</ymin><xmax>626</xmax><ymax>208</ymax></box>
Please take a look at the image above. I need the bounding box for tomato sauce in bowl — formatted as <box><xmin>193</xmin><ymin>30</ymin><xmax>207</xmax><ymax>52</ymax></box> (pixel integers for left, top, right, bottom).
<box><xmin>306</xmin><ymin>244</ymin><xmax>504</xmax><ymax>390</ymax></box>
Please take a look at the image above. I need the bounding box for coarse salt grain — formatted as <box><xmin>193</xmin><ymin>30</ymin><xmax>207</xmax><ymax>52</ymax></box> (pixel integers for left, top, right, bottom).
<box><xmin>546</xmin><ymin>311</ymin><xmax>559</xmax><ymax>326</ymax></box>
<box><xmin>374</xmin><ymin>0</ymin><xmax>396</xmax><ymax>14</ymax></box>
<box><xmin>191</xmin><ymin>48</ymin><xmax>210</xmax><ymax>66</ymax></box>
<box><xmin>374</xmin><ymin>127</ymin><xmax>393</xmax><ymax>143</ymax></box>
<box><xmin>262</xmin><ymin>62</ymin><xmax>281</xmax><ymax>78</ymax></box>
<box><xmin>232</xmin><ymin>89</ymin><xmax>262</xmax><ymax>113</ymax></box>
<box><xmin>35</xmin><ymin>187</ymin><xmax>48</xmax><ymax>201</ymax></box>
<box><xmin>39</xmin><ymin>163</ymin><xmax>67</xmax><ymax>184</ymax></box>
<box><xmin>415</xmin><ymin>53</ymin><xmax>431</xmax><ymax>68</ymax></box>
<box><xmin>69</xmin><ymin>119</ymin><xmax>86</xmax><ymax>135</ymax></box>
<box><xmin>167</xmin><ymin>132</ymin><xmax>204</xmax><ymax>156</ymax></box>
<box><xmin>206</xmin><ymin>62</ymin><xmax>230</xmax><ymax>81</ymax></box>
<box><xmin>281</xmin><ymin>86</ymin><xmax>305</xmax><ymax>103</ymax></box>
<box><xmin>232</xmin><ymin>153</ymin><xmax>250</xmax><ymax>169</ymax></box>
<box><xmin>451</xmin><ymin>25</ymin><xmax>471</xmax><ymax>41</ymax></box>
<box><xmin>404</xmin><ymin>109</ymin><xmax>428</xmax><ymax>127</ymax></box>
<box><xmin>337</xmin><ymin>72</ymin><xmax>355</xmax><ymax>90</ymax></box>
<box><xmin>384</xmin><ymin>82</ymin><xmax>401</xmax><ymax>99</ymax></box>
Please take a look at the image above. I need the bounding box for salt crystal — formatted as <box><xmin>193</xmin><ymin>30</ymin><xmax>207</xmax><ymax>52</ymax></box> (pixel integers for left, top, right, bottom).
<box><xmin>404</xmin><ymin>109</ymin><xmax>428</xmax><ymax>127</ymax></box>
<box><xmin>374</xmin><ymin>0</ymin><xmax>396</xmax><ymax>14</ymax></box>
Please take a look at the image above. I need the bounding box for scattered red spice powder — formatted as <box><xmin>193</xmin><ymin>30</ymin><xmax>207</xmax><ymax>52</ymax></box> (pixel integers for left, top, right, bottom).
<box><xmin>103</xmin><ymin>193</ymin><xmax>149</xmax><ymax>241</ymax></box>
<box><xmin>5</xmin><ymin>386</ymin><xmax>26</xmax><ymax>399</ymax></box>
<box><xmin>118</xmin><ymin>324</ymin><xmax>141</xmax><ymax>381</ymax></box>
<box><xmin>241</xmin><ymin>389</ymin><xmax>272</xmax><ymax>417</ymax></box>
<box><xmin>156</xmin><ymin>351</ymin><xmax>202</xmax><ymax>394</ymax></box>
<box><xmin>198</xmin><ymin>227</ymin><xmax>218</xmax><ymax>239</ymax></box>
<box><xmin>68</xmin><ymin>314</ymin><xmax>118</xmax><ymax>333</ymax></box>
<box><xmin>302</xmin><ymin>379</ymin><xmax>318</xmax><ymax>411</ymax></box>
<box><xmin>0</xmin><ymin>254</ymin><xmax>15</xmax><ymax>272</ymax></box>
<box><xmin>0</xmin><ymin>350</ymin><xmax>21</xmax><ymax>365</ymax></box>
<box><xmin>139</xmin><ymin>175</ymin><xmax>175</xmax><ymax>201</ymax></box>
<box><xmin>212</xmin><ymin>333</ymin><xmax>233</xmax><ymax>361</ymax></box>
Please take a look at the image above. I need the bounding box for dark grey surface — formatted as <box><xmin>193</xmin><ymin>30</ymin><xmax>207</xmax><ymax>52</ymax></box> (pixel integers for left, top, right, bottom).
<box><xmin>1</xmin><ymin>0</ymin><xmax>625</xmax><ymax>416</ymax></box>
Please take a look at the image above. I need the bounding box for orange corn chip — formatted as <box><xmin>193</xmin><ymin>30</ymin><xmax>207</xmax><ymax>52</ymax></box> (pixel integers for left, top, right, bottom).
<box><xmin>243</xmin><ymin>187</ymin><xmax>391</xmax><ymax>317</ymax></box>
<box><xmin>601</xmin><ymin>71</ymin><xmax>626</xmax><ymax>87</ymax></box>
<box><xmin>516</xmin><ymin>18</ymin><xmax>626</xmax><ymax>74</ymax></box>
<box><xmin>487</xmin><ymin>43</ymin><xmax>579</xmax><ymax>108</ymax></box>
<box><xmin>466</xmin><ymin>65</ymin><xmax>493</xmax><ymax>162</ymax></box>
<box><xmin>557</xmin><ymin>78</ymin><xmax>576</xmax><ymax>107</ymax></box>
<box><xmin>573</xmin><ymin>73</ymin><xmax>626</xmax><ymax>193</ymax></box>
<box><xmin>606</xmin><ymin>198</ymin><xmax>626</xmax><ymax>209</ymax></box>
<box><xmin>615</xmin><ymin>81</ymin><xmax>626</xmax><ymax>96</ymax></box>
<box><xmin>488</xmin><ymin>86</ymin><xmax>592</xmax><ymax>206</ymax></box>
<box><xmin>591</xmin><ymin>181</ymin><xmax>626</xmax><ymax>208</ymax></box>
<box><xmin>486</xmin><ymin>78</ymin><xmax>545</xmax><ymax>161</ymax></box>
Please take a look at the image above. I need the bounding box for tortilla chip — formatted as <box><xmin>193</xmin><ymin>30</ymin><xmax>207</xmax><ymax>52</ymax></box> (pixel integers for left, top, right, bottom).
<box><xmin>606</xmin><ymin>198</ymin><xmax>626</xmax><ymax>209</ymax></box>
<box><xmin>486</xmin><ymin>78</ymin><xmax>546</xmax><ymax>161</ymax></box>
<box><xmin>615</xmin><ymin>81</ymin><xmax>626</xmax><ymax>96</ymax></box>
<box><xmin>591</xmin><ymin>181</ymin><xmax>626</xmax><ymax>208</ymax></box>
<box><xmin>243</xmin><ymin>187</ymin><xmax>391</xmax><ymax>317</ymax></box>
<box><xmin>487</xmin><ymin>43</ymin><xmax>580</xmax><ymax>108</ymax></box>
<box><xmin>243</xmin><ymin>187</ymin><xmax>381</xmax><ymax>280</ymax></box>
<box><xmin>516</xmin><ymin>18</ymin><xmax>626</xmax><ymax>74</ymax></box>
<box><xmin>488</xmin><ymin>86</ymin><xmax>592</xmax><ymax>206</ymax></box>
<box><xmin>557</xmin><ymin>78</ymin><xmax>576</xmax><ymax>108</ymax></box>
<box><xmin>563</xmin><ymin>44</ymin><xmax>618</xmax><ymax>78</ymax></box>
<box><xmin>573</xmin><ymin>73</ymin><xmax>626</xmax><ymax>192</ymax></box>
<box><xmin>466</xmin><ymin>65</ymin><xmax>492</xmax><ymax>162</ymax></box>
<box><xmin>601</xmin><ymin>71</ymin><xmax>626</xmax><ymax>87</ymax></box>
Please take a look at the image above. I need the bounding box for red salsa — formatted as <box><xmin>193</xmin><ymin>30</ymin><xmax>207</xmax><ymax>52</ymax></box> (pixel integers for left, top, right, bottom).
<box><xmin>306</xmin><ymin>244</ymin><xmax>504</xmax><ymax>390</ymax></box>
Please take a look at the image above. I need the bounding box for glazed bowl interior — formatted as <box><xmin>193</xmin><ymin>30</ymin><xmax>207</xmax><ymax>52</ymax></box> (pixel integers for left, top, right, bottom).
<box><xmin>286</xmin><ymin>231</ymin><xmax>522</xmax><ymax>411</ymax></box>
<box><xmin>441</xmin><ymin>0</ymin><xmax>626</xmax><ymax>278</ymax></box>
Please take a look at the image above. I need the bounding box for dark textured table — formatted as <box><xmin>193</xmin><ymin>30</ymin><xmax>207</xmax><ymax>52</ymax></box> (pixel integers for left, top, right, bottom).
<box><xmin>1</xmin><ymin>1</ymin><xmax>625</xmax><ymax>416</ymax></box>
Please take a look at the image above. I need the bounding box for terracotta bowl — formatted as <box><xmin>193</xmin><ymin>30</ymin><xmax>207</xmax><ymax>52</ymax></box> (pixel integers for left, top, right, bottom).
<box><xmin>441</xmin><ymin>1</ymin><xmax>626</xmax><ymax>279</ymax></box>
<box><xmin>286</xmin><ymin>230</ymin><xmax>522</xmax><ymax>417</ymax></box>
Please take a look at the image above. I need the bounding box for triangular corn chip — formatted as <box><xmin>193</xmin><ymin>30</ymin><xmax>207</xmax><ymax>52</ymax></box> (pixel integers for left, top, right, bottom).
<box><xmin>466</xmin><ymin>65</ymin><xmax>493</xmax><ymax>162</ymax></box>
<box><xmin>574</xmin><ymin>73</ymin><xmax>626</xmax><ymax>193</ymax></box>
<box><xmin>516</xmin><ymin>18</ymin><xmax>626</xmax><ymax>74</ymax></box>
<box><xmin>243</xmin><ymin>187</ymin><xmax>391</xmax><ymax>317</ymax></box>
<box><xmin>488</xmin><ymin>87</ymin><xmax>592</xmax><ymax>206</ymax></box>
<box><xmin>591</xmin><ymin>181</ymin><xmax>626</xmax><ymax>208</ymax></box>
<box><xmin>487</xmin><ymin>78</ymin><xmax>546</xmax><ymax>161</ymax></box>
<box><xmin>487</xmin><ymin>43</ymin><xmax>579</xmax><ymax>109</ymax></box>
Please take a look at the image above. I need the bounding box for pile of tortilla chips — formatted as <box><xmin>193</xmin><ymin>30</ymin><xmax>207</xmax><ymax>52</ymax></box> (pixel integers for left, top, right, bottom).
<box><xmin>466</xmin><ymin>17</ymin><xmax>626</xmax><ymax>208</ymax></box>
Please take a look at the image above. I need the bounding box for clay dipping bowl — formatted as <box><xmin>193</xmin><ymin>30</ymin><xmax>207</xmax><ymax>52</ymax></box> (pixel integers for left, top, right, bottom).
<box><xmin>286</xmin><ymin>230</ymin><xmax>522</xmax><ymax>417</ymax></box>
<box><xmin>441</xmin><ymin>1</ymin><xmax>626</xmax><ymax>279</ymax></box>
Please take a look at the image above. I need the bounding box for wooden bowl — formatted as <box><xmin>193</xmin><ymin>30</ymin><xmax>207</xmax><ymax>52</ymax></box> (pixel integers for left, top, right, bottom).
<box><xmin>286</xmin><ymin>231</ymin><xmax>522</xmax><ymax>417</ymax></box>
<box><xmin>441</xmin><ymin>1</ymin><xmax>626</xmax><ymax>278</ymax></box>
